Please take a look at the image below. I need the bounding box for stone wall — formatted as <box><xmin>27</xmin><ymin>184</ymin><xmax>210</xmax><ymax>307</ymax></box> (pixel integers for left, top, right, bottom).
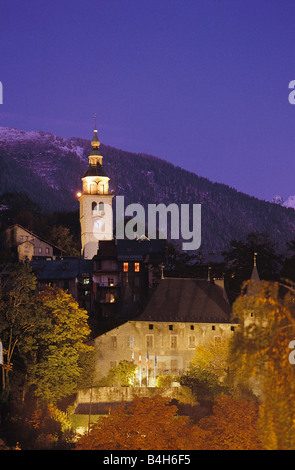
<box><xmin>74</xmin><ymin>385</ymin><xmax>188</xmax><ymax>413</ymax></box>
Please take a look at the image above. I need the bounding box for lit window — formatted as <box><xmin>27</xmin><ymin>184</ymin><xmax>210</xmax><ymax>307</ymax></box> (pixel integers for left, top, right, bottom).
<box><xmin>123</xmin><ymin>262</ymin><xmax>129</xmax><ymax>272</ymax></box>
<box><xmin>38</xmin><ymin>247</ymin><xmax>42</xmax><ymax>254</ymax></box>
<box><xmin>45</xmin><ymin>247</ymin><xmax>49</xmax><ymax>254</ymax></box>
<box><xmin>134</xmin><ymin>262</ymin><xmax>140</xmax><ymax>272</ymax></box>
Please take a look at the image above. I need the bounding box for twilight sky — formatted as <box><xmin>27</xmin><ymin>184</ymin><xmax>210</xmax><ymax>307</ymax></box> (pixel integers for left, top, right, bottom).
<box><xmin>0</xmin><ymin>0</ymin><xmax>295</xmax><ymax>202</ymax></box>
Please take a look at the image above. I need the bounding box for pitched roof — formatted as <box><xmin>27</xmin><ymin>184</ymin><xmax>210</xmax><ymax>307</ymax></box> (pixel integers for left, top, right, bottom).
<box><xmin>6</xmin><ymin>224</ymin><xmax>64</xmax><ymax>253</ymax></box>
<box><xmin>94</xmin><ymin>239</ymin><xmax>166</xmax><ymax>263</ymax></box>
<box><xmin>136</xmin><ymin>278</ymin><xmax>232</xmax><ymax>323</ymax></box>
<box><xmin>246</xmin><ymin>260</ymin><xmax>261</xmax><ymax>297</ymax></box>
<box><xmin>30</xmin><ymin>258</ymin><xmax>93</xmax><ymax>280</ymax></box>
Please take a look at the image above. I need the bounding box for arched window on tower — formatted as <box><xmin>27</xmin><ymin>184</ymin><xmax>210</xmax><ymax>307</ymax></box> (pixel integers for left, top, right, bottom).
<box><xmin>90</xmin><ymin>182</ymin><xmax>97</xmax><ymax>194</ymax></box>
<box><xmin>99</xmin><ymin>202</ymin><xmax>104</xmax><ymax>212</ymax></box>
<box><xmin>92</xmin><ymin>202</ymin><xmax>97</xmax><ymax>212</ymax></box>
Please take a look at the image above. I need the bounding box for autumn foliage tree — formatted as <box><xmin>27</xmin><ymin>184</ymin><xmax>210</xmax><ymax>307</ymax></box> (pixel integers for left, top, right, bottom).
<box><xmin>198</xmin><ymin>394</ymin><xmax>262</xmax><ymax>450</ymax></box>
<box><xmin>22</xmin><ymin>285</ymin><xmax>94</xmax><ymax>403</ymax></box>
<box><xmin>76</xmin><ymin>396</ymin><xmax>204</xmax><ymax>450</ymax></box>
<box><xmin>0</xmin><ymin>265</ymin><xmax>94</xmax><ymax>403</ymax></box>
<box><xmin>230</xmin><ymin>280</ymin><xmax>295</xmax><ymax>449</ymax></box>
<box><xmin>97</xmin><ymin>360</ymin><xmax>137</xmax><ymax>387</ymax></box>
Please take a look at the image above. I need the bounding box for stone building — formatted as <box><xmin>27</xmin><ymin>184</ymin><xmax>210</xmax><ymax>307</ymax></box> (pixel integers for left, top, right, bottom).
<box><xmin>95</xmin><ymin>277</ymin><xmax>237</xmax><ymax>385</ymax></box>
<box><xmin>91</xmin><ymin>238</ymin><xmax>166</xmax><ymax>332</ymax></box>
<box><xmin>3</xmin><ymin>224</ymin><xmax>63</xmax><ymax>261</ymax></box>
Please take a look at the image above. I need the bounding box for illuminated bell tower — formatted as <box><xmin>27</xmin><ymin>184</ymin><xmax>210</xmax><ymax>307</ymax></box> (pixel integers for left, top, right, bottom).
<box><xmin>79</xmin><ymin>126</ymin><xmax>114</xmax><ymax>259</ymax></box>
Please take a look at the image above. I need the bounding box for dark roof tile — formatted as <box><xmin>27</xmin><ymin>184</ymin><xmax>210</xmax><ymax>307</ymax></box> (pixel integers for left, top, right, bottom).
<box><xmin>136</xmin><ymin>278</ymin><xmax>232</xmax><ymax>323</ymax></box>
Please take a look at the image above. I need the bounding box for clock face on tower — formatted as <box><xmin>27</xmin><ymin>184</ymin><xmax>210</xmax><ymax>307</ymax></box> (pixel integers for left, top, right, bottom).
<box><xmin>93</xmin><ymin>217</ymin><xmax>105</xmax><ymax>234</ymax></box>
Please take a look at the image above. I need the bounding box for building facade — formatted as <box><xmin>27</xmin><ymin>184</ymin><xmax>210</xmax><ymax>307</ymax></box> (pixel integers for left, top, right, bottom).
<box><xmin>4</xmin><ymin>224</ymin><xmax>63</xmax><ymax>261</ymax></box>
<box><xmin>95</xmin><ymin>277</ymin><xmax>237</xmax><ymax>385</ymax></box>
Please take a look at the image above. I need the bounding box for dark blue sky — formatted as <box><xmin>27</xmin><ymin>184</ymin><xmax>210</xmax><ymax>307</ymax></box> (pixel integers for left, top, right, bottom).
<box><xmin>1</xmin><ymin>0</ymin><xmax>295</xmax><ymax>202</ymax></box>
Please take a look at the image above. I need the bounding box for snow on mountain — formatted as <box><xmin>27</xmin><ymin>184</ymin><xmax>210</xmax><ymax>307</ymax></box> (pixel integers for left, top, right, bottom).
<box><xmin>272</xmin><ymin>194</ymin><xmax>295</xmax><ymax>210</ymax></box>
<box><xmin>283</xmin><ymin>196</ymin><xmax>295</xmax><ymax>209</ymax></box>
<box><xmin>0</xmin><ymin>126</ymin><xmax>86</xmax><ymax>162</ymax></box>
<box><xmin>272</xmin><ymin>195</ymin><xmax>284</xmax><ymax>205</ymax></box>
<box><xmin>0</xmin><ymin>126</ymin><xmax>90</xmax><ymax>193</ymax></box>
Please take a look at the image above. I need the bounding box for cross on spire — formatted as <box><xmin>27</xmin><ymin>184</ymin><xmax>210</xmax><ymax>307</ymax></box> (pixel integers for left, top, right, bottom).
<box><xmin>94</xmin><ymin>113</ymin><xmax>97</xmax><ymax>131</ymax></box>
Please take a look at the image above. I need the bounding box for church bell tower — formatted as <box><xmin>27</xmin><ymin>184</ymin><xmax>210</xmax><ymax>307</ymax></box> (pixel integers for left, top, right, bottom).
<box><xmin>79</xmin><ymin>124</ymin><xmax>114</xmax><ymax>259</ymax></box>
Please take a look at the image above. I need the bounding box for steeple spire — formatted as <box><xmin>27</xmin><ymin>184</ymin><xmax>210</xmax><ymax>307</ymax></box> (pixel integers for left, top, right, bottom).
<box><xmin>253</xmin><ymin>252</ymin><xmax>257</xmax><ymax>267</ymax></box>
<box><xmin>91</xmin><ymin>113</ymin><xmax>101</xmax><ymax>150</ymax></box>
<box><xmin>247</xmin><ymin>251</ymin><xmax>260</xmax><ymax>296</ymax></box>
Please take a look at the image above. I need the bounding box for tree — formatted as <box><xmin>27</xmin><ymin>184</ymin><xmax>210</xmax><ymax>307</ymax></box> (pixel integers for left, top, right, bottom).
<box><xmin>180</xmin><ymin>366</ymin><xmax>225</xmax><ymax>404</ymax></box>
<box><xmin>0</xmin><ymin>263</ymin><xmax>37</xmax><ymax>393</ymax></box>
<box><xmin>230</xmin><ymin>280</ymin><xmax>295</xmax><ymax>449</ymax></box>
<box><xmin>97</xmin><ymin>360</ymin><xmax>137</xmax><ymax>387</ymax></box>
<box><xmin>198</xmin><ymin>395</ymin><xmax>262</xmax><ymax>450</ymax></box>
<box><xmin>76</xmin><ymin>396</ymin><xmax>204</xmax><ymax>450</ymax></box>
<box><xmin>49</xmin><ymin>225</ymin><xmax>80</xmax><ymax>257</ymax></box>
<box><xmin>191</xmin><ymin>339</ymin><xmax>231</xmax><ymax>383</ymax></box>
<box><xmin>223</xmin><ymin>231</ymin><xmax>282</xmax><ymax>303</ymax></box>
<box><xmin>21</xmin><ymin>286</ymin><xmax>94</xmax><ymax>403</ymax></box>
<box><xmin>280</xmin><ymin>239</ymin><xmax>295</xmax><ymax>283</ymax></box>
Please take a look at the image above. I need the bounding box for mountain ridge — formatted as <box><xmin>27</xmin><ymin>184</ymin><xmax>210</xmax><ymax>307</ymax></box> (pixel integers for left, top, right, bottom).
<box><xmin>0</xmin><ymin>125</ymin><xmax>295</xmax><ymax>260</ymax></box>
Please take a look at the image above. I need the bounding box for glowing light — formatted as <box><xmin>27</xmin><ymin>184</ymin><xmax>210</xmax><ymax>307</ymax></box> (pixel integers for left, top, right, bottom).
<box><xmin>76</xmin><ymin>191</ymin><xmax>82</xmax><ymax>198</ymax></box>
